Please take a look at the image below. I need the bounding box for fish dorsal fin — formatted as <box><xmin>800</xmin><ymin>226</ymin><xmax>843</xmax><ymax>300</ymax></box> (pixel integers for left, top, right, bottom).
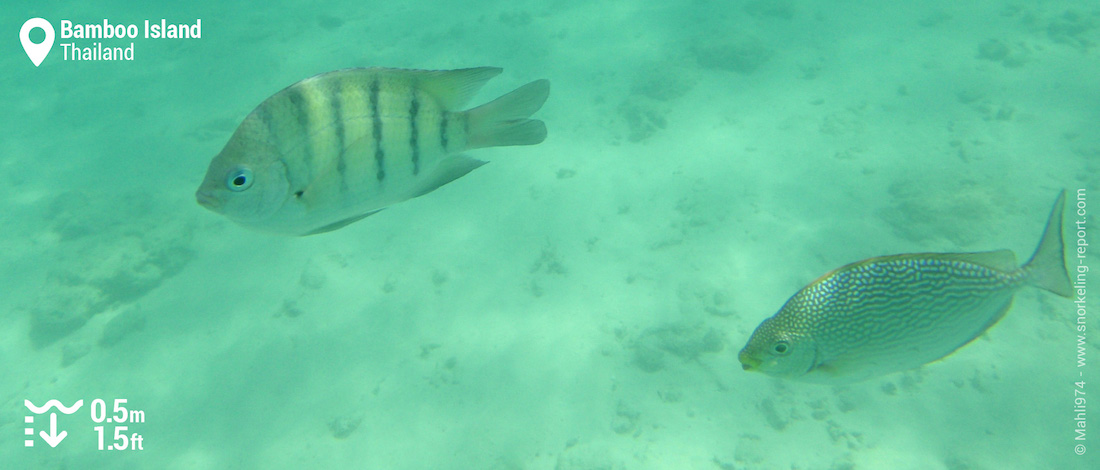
<box><xmin>410</xmin><ymin>67</ymin><xmax>503</xmax><ymax>110</ymax></box>
<box><xmin>409</xmin><ymin>155</ymin><xmax>487</xmax><ymax>199</ymax></box>
<box><xmin>302</xmin><ymin>209</ymin><xmax>383</xmax><ymax>236</ymax></box>
<box><xmin>931</xmin><ymin>250</ymin><xmax>1018</xmax><ymax>272</ymax></box>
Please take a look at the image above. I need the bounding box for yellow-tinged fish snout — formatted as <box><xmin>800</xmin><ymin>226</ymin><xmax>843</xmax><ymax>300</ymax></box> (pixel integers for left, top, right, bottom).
<box><xmin>739</xmin><ymin>318</ymin><xmax>820</xmax><ymax>380</ymax></box>
<box><xmin>738</xmin><ymin>350</ymin><xmax>762</xmax><ymax>371</ymax></box>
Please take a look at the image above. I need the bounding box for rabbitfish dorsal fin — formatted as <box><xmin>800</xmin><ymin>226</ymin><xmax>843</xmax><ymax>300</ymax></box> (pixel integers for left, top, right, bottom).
<box><xmin>932</xmin><ymin>249</ymin><xmax>1019</xmax><ymax>272</ymax></box>
<box><xmin>411</xmin><ymin>67</ymin><xmax>503</xmax><ymax>110</ymax></box>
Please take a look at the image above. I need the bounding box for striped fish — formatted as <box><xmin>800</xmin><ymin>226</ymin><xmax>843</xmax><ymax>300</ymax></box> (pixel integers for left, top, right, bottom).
<box><xmin>196</xmin><ymin>67</ymin><xmax>550</xmax><ymax>235</ymax></box>
<box><xmin>738</xmin><ymin>191</ymin><xmax>1072</xmax><ymax>384</ymax></box>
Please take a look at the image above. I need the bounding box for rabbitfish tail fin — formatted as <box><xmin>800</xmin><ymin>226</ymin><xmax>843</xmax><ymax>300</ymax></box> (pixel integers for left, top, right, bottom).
<box><xmin>464</xmin><ymin>79</ymin><xmax>550</xmax><ymax>149</ymax></box>
<box><xmin>1023</xmin><ymin>189</ymin><xmax>1072</xmax><ymax>297</ymax></box>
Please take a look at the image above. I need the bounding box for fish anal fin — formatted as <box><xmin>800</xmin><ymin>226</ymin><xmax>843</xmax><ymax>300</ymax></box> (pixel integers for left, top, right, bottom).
<box><xmin>931</xmin><ymin>295</ymin><xmax>1016</xmax><ymax>363</ymax></box>
<box><xmin>409</xmin><ymin>155</ymin><xmax>487</xmax><ymax>199</ymax></box>
<box><xmin>302</xmin><ymin>209</ymin><xmax>383</xmax><ymax>236</ymax></box>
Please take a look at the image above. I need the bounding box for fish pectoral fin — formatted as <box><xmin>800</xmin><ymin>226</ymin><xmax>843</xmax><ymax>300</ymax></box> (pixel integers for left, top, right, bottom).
<box><xmin>338</xmin><ymin>135</ymin><xmax>376</xmax><ymax>165</ymax></box>
<box><xmin>302</xmin><ymin>209</ymin><xmax>384</xmax><ymax>236</ymax></box>
<box><xmin>408</xmin><ymin>155</ymin><xmax>487</xmax><ymax>199</ymax></box>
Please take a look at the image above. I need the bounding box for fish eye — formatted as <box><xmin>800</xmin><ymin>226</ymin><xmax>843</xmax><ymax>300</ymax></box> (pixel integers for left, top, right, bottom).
<box><xmin>226</xmin><ymin>167</ymin><xmax>253</xmax><ymax>192</ymax></box>
<box><xmin>772</xmin><ymin>341</ymin><xmax>790</xmax><ymax>355</ymax></box>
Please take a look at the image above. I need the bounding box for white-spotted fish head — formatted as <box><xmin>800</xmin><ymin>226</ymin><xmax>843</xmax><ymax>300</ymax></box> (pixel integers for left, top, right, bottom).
<box><xmin>739</xmin><ymin>306</ymin><xmax>819</xmax><ymax>380</ymax></box>
<box><xmin>196</xmin><ymin>133</ymin><xmax>290</xmax><ymax>230</ymax></box>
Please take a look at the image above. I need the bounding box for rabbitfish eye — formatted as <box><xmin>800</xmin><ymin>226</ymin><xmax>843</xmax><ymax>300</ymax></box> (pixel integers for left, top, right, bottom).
<box><xmin>226</xmin><ymin>167</ymin><xmax>253</xmax><ymax>191</ymax></box>
<box><xmin>773</xmin><ymin>341</ymin><xmax>790</xmax><ymax>355</ymax></box>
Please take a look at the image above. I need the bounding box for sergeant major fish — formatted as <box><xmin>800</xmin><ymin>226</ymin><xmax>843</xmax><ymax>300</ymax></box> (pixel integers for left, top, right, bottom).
<box><xmin>196</xmin><ymin>67</ymin><xmax>550</xmax><ymax>235</ymax></box>
<box><xmin>739</xmin><ymin>191</ymin><xmax>1072</xmax><ymax>384</ymax></box>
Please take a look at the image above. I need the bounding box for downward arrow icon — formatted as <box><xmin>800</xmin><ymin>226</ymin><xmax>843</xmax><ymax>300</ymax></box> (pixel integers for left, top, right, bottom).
<box><xmin>39</xmin><ymin>413</ymin><xmax>67</xmax><ymax>447</ymax></box>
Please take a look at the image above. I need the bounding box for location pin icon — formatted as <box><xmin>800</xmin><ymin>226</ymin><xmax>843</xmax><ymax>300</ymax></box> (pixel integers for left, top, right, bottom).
<box><xmin>20</xmin><ymin>18</ymin><xmax>55</xmax><ymax>67</ymax></box>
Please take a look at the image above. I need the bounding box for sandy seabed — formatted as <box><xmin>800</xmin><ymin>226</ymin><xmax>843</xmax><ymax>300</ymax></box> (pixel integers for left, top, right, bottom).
<box><xmin>2</xmin><ymin>0</ymin><xmax>1098</xmax><ymax>469</ymax></box>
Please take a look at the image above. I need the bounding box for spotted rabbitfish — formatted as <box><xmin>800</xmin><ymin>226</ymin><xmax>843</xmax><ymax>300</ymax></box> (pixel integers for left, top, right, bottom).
<box><xmin>739</xmin><ymin>191</ymin><xmax>1072</xmax><ymax>384</ymax></box>
<box><xmin>196</xmin><ymin>67</ymin><xmax>550</xmax><ymax>235</ymax></box>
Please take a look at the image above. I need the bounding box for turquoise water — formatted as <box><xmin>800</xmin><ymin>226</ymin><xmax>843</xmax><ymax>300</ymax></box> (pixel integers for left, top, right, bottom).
<box><xmin>3</xmin><ymin>0</ymin><xmax>1098</xmax><ymax>468</ymax></box>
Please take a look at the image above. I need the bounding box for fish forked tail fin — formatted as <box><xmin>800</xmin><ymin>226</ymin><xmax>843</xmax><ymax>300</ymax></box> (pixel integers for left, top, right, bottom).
<box><xmin>1023</xmin><ymin>189</ymin><xmax>1072</xmax><ymax>297</ymax></box>
<box><xmin>464</xmin><ymin>79</ymin><xmax>550</xmax><ymax>150</ymax></box>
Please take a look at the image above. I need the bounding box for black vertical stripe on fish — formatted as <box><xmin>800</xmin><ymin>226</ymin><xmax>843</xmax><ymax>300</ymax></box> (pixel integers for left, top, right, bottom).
<box><xmin>256</xmin><ymin>106</ymin><xmax>276</xmax><ymax>142</ymax></box>
<box><xmin>285</xmin><ymin>89</ymin><xmax>313</xmax><ymax>175</ymax></box>
<box><xmin>370</xmin><ymin>78</ymin><xmax>385</xmax><ymax>182</ymax></box>
<box><xmin>256</xmin><ymin>104</ymin><xmax>293</xmax><ymax>182</ymax></box>
<box><xmin>409</xmin><ymin>93</ymin><xmax>420</xmax><ymax>175</ymax></box>
<box><xmin>331</xmin><ymin>86</ymin><xmax>348</xmax><ymax>194</ymax></box>
<box><xmin>440</xmin><ymin>113</ymin><xmax>449</xmax><ymax>151</ymax></box>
